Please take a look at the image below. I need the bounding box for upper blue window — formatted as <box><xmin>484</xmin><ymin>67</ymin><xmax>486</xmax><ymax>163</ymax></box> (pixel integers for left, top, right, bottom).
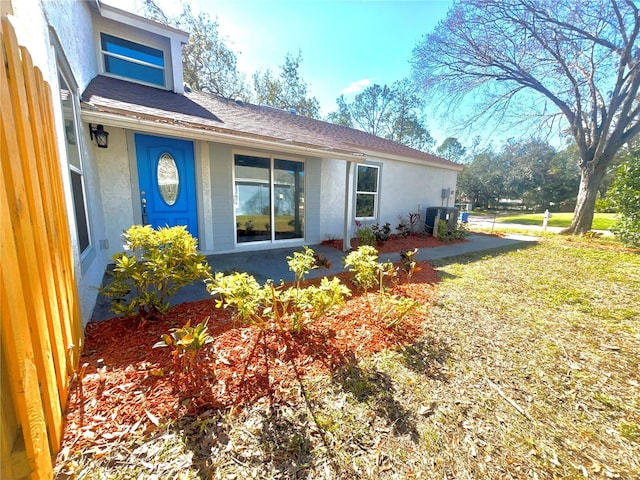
<box><xmin>100</xmin><ymin>33</ymin><xmax>165</xmax><ymax>87</ymax></box>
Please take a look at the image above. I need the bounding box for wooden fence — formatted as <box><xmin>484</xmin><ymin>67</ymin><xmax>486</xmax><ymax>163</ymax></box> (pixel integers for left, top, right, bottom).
<box><xmin>1</xmin><ymin>18</ymin><xmax>84</xmax><ymax>480</ymax></box>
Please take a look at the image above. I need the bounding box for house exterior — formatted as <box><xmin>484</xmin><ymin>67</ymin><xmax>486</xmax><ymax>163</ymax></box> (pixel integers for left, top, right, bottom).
<box><xmin>4</xmin><ymin>0</ymin><xmax>461</xmax><ymax>326</ymax></box>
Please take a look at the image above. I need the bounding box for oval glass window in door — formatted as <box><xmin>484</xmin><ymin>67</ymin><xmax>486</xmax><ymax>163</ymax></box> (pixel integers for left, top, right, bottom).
<box><xmin>157</xmin><ymin>153</ymin><xmax>179</xmax><ymax>205</ymax></box>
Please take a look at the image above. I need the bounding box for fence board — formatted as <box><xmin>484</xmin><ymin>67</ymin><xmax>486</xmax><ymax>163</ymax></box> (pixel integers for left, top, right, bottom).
<box><xmin>3</xmin><ymin>17</ymin><xmax>63</xmax><ymax>454</ymax></box>
<box><xmin>21</xmin><ymin>45</ymin><xmax>70</xmax><ymax>408</ymax></box>
<box><xmin>1</xmin><ymin>18</ymin><xmax>85</xmax><ymax>478</ymax></box>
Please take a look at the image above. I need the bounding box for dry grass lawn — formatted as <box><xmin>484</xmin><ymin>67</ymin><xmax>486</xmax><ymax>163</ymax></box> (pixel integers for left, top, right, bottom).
<box><xmin>55</xmin><ymin>236</ymin><xmax>639</xmax><ymax>479</ymax></box>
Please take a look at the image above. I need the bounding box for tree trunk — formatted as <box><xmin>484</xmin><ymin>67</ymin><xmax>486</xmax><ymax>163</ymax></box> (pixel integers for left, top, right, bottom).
<box><xmin>566</xmin><ymin>163</ymin><xmax>607</xmax><ymax>235</ymax></box>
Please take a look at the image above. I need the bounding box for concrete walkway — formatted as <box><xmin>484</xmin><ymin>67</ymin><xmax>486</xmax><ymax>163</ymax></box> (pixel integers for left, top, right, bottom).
<box><xmin>90</xmin><ymin>233</ymin><xmax>538</xmax><ymax>322</ymax></box>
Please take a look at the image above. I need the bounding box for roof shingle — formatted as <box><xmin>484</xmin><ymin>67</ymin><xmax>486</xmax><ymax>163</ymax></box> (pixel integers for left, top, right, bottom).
<box><xmin>81</xmin><ymin>75</ymin><xmax>460</xmax><ymax>168</ymax></box>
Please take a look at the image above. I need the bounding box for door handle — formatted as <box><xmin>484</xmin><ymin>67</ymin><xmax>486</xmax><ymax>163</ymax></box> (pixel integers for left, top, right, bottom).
<box><xmin>141</xmin><ymin>197</ymin><xmax>148</xmax><ymax>225</ymax></box>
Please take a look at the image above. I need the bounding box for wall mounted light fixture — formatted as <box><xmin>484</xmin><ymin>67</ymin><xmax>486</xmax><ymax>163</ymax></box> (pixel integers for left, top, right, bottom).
<box><xmin>89</xmin><ymin>123</ymin><xmax>109</xmax><ymax>148</ymax></box>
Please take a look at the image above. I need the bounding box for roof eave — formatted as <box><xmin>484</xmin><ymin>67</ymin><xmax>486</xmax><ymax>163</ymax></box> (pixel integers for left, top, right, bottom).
<box><xmin>80</xmin><ymin>107</ymin><xmax>367</xmax><ymax>162</ymax></box>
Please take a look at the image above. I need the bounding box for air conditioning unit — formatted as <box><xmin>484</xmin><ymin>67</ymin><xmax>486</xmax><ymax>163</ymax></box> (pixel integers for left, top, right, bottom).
<box><xmin>424</xmin><ymin>206</ymin><xmax>459</xmax><ymax>234</ymax></box>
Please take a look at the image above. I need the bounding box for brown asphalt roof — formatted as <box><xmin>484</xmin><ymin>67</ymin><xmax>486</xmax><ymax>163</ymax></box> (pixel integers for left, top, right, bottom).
<box><xmin>81</xmin><ymin>75</ymin><xmax>460</xmax><ymax>169</ymax></box>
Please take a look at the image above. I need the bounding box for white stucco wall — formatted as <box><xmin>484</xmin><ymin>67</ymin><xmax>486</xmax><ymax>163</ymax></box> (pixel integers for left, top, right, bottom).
<box><xmin>375</xmin><ymin>156</ymin><xmax>459</xmax><ymax>226</ymax></box>
<box><xmin>319</xmin><ymin>158</ymin><xmax>349</xmax><ymax>240</ymax></box>
<box><xmin>319</xmin><ymin>155</ymin><xmax>460</xmax><ymax>240</ymax></box>
<box><xmin>94</xmin><ymin>127</ymin><xmax>137</xmax><ymax>257</ymax></box>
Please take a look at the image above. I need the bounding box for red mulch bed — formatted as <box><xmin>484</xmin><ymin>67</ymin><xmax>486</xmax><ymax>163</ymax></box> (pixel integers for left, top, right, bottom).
<box><xmin>321</xmin><ymin>233</ymin><xmax>466</xmax><ymax>253</ymax></box>
<box><xmin>61</xmin><ymin>260</ymin><xmax>440</xmax><ymax>452</ymax></box>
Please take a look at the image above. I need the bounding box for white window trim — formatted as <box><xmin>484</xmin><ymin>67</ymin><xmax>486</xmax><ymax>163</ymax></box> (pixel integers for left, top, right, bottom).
<box><xmin>232</xmin><ymin>149</ymin><xmax>306</xmax><ymax>246</ymax></box>
<box><xmin>54</xmin><ymin>42</ymin><xmax>94</xmax><ymax>267</ymax></box>
<box><xmin>354</xmin><ymin>162</ymin><xmax>381</xmax><ymax>221</ymax></box>
<box><xmin>94</xmin><ymin>23</ymin><xmax>171</xmax><ymax>89</ymax></box>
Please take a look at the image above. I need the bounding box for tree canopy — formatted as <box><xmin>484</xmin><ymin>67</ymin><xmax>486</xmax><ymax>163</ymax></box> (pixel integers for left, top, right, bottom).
<box><xmin>327</xmin><ymin>79</ymin><xmax>435</xmax><ymax>151</ymax></box>
<box><xmin>141</xmin><ymin>0</ymin><xmax>249</xmax><ymax>99</ymax></box>
<box><xmin>437</xmin><ymin>137</ymin><xmax>467</xmax><ymax>163</ymax></box>
<box><xmin>252</xmin><ymin>51</ymin><xmax>321</xmax><ymax>118</ymax></box>
<box><xmin>412</xmin><ymin>0</ymin><xmax>640</xmax><ymax>234</ymax></box>
<box><xmin>457</xmin><ymin>139</ymin><xmax>580</xmax><ymax>210</ymax></box>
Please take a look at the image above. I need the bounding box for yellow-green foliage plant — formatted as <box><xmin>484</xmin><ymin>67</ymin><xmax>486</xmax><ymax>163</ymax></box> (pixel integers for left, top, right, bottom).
<box><xmin>100</xmin><ymin>225</ymin><xmax>210</xmax><ymax>318</ymax></box>
<box><xmin>345</xmin><ymin>246</ymin><xmax>421</xmax><ymax>328</ymax></box>
<box><xmin>207</xmin><ymin>247</ymin><xmax>350</xmax><ymax>334</ymax></box>
<box><xmin>153</xmin><ymin>318</ymin><xmax>214</xmax><ymax>372</ymax></box>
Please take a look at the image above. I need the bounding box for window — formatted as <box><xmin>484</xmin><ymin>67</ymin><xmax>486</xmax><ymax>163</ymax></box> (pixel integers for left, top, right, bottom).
<box><xmin>234</xmin><ymin>154</ymin><xmax>305</xmax><ymax>243</ymax></box>
<box><xmin>58</xmin><ymin>70</ymin><xmax>92</xmax><ymax>255</ymax></box>
<box><xmin>100</xmin><ymin>32</ymin><xmax>165</xmax><ymax>87</ymax></box>
<box><xmin>355</xmin><ymin>164</ymin><xmax>380</xmax><ymax>219</ymax></box>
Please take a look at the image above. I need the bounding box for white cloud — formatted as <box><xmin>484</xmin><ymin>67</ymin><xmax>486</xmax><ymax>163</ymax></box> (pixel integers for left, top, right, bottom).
<box><xmin>339</xmin><ymin>79</ymin><xmax>372</xmax><ymax>95</ymax></box>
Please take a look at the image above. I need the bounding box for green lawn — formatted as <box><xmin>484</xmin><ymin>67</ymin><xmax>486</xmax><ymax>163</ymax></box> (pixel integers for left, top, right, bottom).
<box><xmin>497</xmin><ymin>212</ymin><xmax>617</xmax><ymax>230</ymax></box>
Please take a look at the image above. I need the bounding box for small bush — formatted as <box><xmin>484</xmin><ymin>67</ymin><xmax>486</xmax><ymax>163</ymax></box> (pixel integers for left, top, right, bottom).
<box><xmin>400</xmin><ymin>248</ymin><xmax>421</xmax><ymax>280</ymax></box>
<box><xmin>100</xmin><ymin>225</ymin><xmax>210</xmax><ymax>318</ymax></box>
<box><xmin>396</xmin><ymin>218</ymin><xmax>411</xmax><ymax>237</ymax></box>
<box><xmin>344</xmin><ymin>246</ymin><xmax>419</xmax><ymax>328</ymax></box>
<box><xmin>356</xmin><ymin>224</ymin><xmax>376</xmax><ymax>246</ymax></box>
<box><xmin>372</xmin><ymin>222</ymin><xmax>391</xmax><ymax>243</ymax></box>
<box><xmin>207</xmin><ymin>247</ymin><xmax>350</xmax><ymax>334</ymax></box>
<box><xmin>436</xmin><ymin>220</ymin><xmax>468</xmax><ymax>242</ymax></box>
<box><xmin>153</xmin><ymin>318</ymin><xmax>214</xmax><ymax>372</ymax></box>
<box><xmin>344</xmin><ymin>246</ymin><xmax>390</xmax><ymax>293</ymax></box>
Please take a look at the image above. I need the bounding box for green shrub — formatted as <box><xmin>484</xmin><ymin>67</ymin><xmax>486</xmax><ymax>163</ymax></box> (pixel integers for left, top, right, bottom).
<box><xmin>153</xmin><ymin>318</ymin><xmax>214</xmax><ymax>371</ymax></box>
<box><xmin>436</xmin><ymin>220</ymin><xmax>468</xmax><ymax>242</ymax></box>
<box><xmin>356</xmin><ymin>224</ymin><xmax>376</xmax><ymax>246</ymax></box>
<box><xmin>344</xmin><ymin>246</ymin><xmax>419</xmax><ymax>328</ymax></box>
<box><xmin>344</xmin><ymin>246</ymin><xmax>393</xmax><ymax>293</ymax></box>
<box><xmin>372</xmin><ymin>222</ymin><xmax>391</xmax><ymax>243</ymax></box>
<box><xmin>207</xmin><ymin>247</ymin><xmax>350</xmax><ymax>334</ymax></box>
<box><xmin>608</xmin><ymin>147</ymin><xmax>640</xmax><ymax>247</ymax></box>
<box><xmin>396</xmin><ymin>218</ymin><xmax>411</xmax><ymax>237</ymax></box>
<box><xmin>400</xmin><ymin>248</ymin><xmax>421</xmax><ymax>280</ymax></box>
<box><xmin>100</xmin><ymin>225</ymin><xmax>210</xmax><ymax>318</ymax></box>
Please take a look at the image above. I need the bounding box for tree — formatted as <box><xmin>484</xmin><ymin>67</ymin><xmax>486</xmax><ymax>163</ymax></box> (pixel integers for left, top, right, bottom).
<box><xmin>437</xmin><ymin>137</ymin><xmax>467</xmax><ymax>163</ymax></box>
<box><xmin>457</xmin><ymin>148</ymin><xmax>509</xmax><ymax>208</ymax></box>
<box><xmin>608</xmin><ymin>139</ymin><xmax>640</xmax><ymax>246</ymax></box>
<box><xmin>140</xmin><ymin>0</ymin><xmax>249</xmax><ymax>99</ymax></box>
<box><xmin>502</xmin><ymin>139</ymin><xmax>556</xmax><ymax>206</ymax></box>
<box><xmin>327</xmin><ymin>79</ymin><xmax>435</xmax><ymax>151</ymax></box>
<box><xmin>412</xmin><ymin>0</ymin><xmax>640</xmax><ymax>234</ymax></box>
<box><xmin>327</xmin><ymin>95</ymin><xmax>353</xmax><ymax>127</ymax></box>
<box><xmin>252</xmin><ymin>51</ymin><xmax>321</xmax><ymax>118</ymax></box>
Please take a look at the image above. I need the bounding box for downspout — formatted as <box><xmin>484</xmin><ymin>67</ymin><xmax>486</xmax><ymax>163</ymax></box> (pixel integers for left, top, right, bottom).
<box><xmin>343</xmin><ymin>161</ymin><xmax>354</xmax><ymax>251</ymax></box>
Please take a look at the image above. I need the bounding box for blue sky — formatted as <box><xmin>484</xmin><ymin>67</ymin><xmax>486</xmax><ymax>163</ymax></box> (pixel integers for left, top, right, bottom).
<box><xmin>105</xmin><ymin>0</ymin><xmax>459</xmax><ymax>144</ymax></box>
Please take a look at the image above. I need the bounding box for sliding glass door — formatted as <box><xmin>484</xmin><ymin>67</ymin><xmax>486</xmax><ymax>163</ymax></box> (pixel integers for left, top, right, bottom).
<box><xmin>235</xmin><ymin>154</ymin><xmax>304</xmax><ymax>244</ymax></box>
<box><xmin>274</xmin><ymin>159</ymin><xmax>304</xmax><ymax>240</ymax></box>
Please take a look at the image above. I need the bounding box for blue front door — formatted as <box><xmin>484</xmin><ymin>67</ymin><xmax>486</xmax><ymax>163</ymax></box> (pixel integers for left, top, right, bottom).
<box><xmin>135</xmin><ymin>133</ymin><xmax>198</xmax><ymax>238</ymax></box>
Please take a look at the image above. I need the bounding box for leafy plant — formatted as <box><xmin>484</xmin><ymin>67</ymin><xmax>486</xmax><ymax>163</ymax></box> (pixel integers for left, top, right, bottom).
<box><xmin>208</xmin><ymin>247</ymin><xmax>349</xmax><ymax>334</ymax></box>
<box><xmin>287</xmin><ymin>246</ymin><xmax>319</xmax><ymax>289</ymax></box>
<box><xmin>400</xmin><ymin>248</ymin><xmax>422</xmax><ymax>280</ymax></box>
<box><xmin>283</xmin><ymin>277</ymin><xmax>351</xmax><ymax>333</ymax></box>
<box><xmin>396</xmin><ymin>217</ymin><xmax>411</xmax><ymax>237</ymax></box>
<box><xmin>344</xmin><ymin>246</ymin><xmax>387</xmax><ymax>293</ymax></box>
<box><xmin>100</xmin><ymin>225</ymin><xmax>210</xmax><ymax>318</ymax></box>
<box><xmin>372</xmin><ymin>222</ymin><xmax>391</xmax><ymax>243</ymax></box>
<box><xmin>408</xmin><ymin>211</ymin><xmax>421</xmax><ymax>233</ymax></box>
<box><xmin>207</xmin><ymin>271</ymin><xmax>269</xmax><ymax>327</ymax></box>
<box><xmin>398</xmin><ymin>212</ymin><xmax>422</xmax><ymax>237</ymax></box>
<box><xmin>355</xmin><ymin>224</ymin><xmax>376</xmax><ymax>246</ymax></box>
<box><xmin>345</xmin><ymin>246</ymin><xmax>420</xmax><ymax>328</ymax></box>
<box><xmin>608</xmin><ymin>145</ymin><xmax>640</xmax><ymax>247</ymax></box>
<box><xmin>153</xmin><ymin>318</ymin><xmax>214</xmax><ymax>371</ymax></box>
<box><xmin>384</xmin><ymin>296</ymin><xmax>421</xmax><ymax>329</ymax></box>
<box><xmin>436</xmin><ymin>220</ymin><xmax>468</xmax><ymax>242</ymax></box>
